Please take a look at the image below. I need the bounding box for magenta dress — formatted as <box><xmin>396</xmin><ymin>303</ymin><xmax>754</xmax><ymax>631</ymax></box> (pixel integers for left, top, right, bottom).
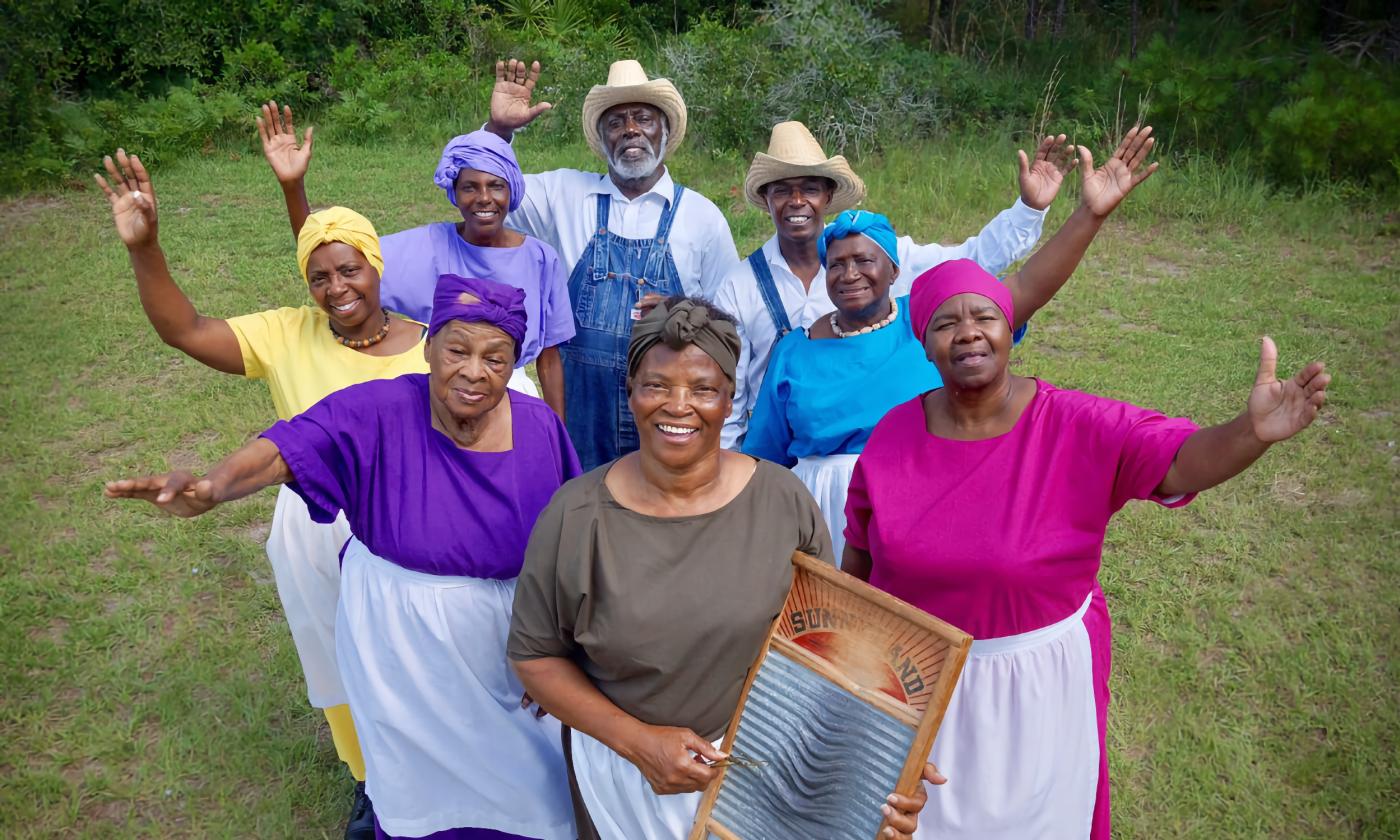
<box><xmin>844</xmin><ymin>379</ymin><xmax>1198</xmax><ymax>839</ymax></box>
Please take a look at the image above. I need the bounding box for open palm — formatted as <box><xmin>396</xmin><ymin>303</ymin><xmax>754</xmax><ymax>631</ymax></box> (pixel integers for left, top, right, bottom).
<box><xmin>1247</xmin><ymin>336</ymin><xmax>1330</xmax><ymax>443</ymax></box>
<box><xmin>104</xmin><ymin>472</ymin><xmax>220</xmax><ymax>518</ymax></box>
<box><xmin>1017</xmin><ymin>134</ymin><xmax>1077</xmax><ymax>211</ymax></box>
<box><xmin>94</xmin><ymin>149</ymin><xmax>158</xmax><ymax>248</ymax></box>
<box><xmin>489</xmin><ymin>58</ymin><xmax>552</xmax><ymax>132</ymax></box>
<box><xmin>1078</xmin><ymin>125</ymin><xmax>1159</xmax><ymax>217</ymax></box>
<box><xmin>257</xmin><ymin>101</ymin><xmax>313</xmax><ymax>183</ymax></box>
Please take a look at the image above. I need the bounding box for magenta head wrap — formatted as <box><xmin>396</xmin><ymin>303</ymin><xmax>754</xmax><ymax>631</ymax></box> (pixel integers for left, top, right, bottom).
<box><xmin>428</xmin><ymin>274</ymin><xmax>528</xmax><ymax>357</ymax></box>
<box><xmin>909</xmin><ymin>259</ymin><xmax>1015</xmax><ymax>342</ymax></box>
<box><xmin>433</xmin><ymin>130</ymin><xmax>525</xmax><ymax>211</ymax></box>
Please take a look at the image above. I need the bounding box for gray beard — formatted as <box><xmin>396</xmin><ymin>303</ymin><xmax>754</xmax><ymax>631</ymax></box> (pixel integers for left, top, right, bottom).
<box><xmin>605</xmin><ymin>127</ymin><xmax>668</xmax><ymax>182</ymax></box>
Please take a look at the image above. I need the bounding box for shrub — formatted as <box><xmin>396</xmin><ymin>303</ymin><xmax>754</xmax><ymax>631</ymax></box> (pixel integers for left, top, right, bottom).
<box><xmin>1258</xmin><ymin>54</ymin><xmax>1400</xmax><ymax>185</ymax></box>
<box><xmin>1115</xmin><ymin>31</ymin><xmax>1400</xmax><ymax>187</ymax></box>
<box><xmin>660</xmin><ymin>16</ymin><xmax>778</xmax><ymax>152</ymax></box>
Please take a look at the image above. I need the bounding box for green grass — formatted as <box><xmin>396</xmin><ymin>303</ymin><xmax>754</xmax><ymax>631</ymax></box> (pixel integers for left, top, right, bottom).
<box><xmin>1</xmin><ymin>127</ymin><xmax>1396</xmax><ymax>837</ymax></box>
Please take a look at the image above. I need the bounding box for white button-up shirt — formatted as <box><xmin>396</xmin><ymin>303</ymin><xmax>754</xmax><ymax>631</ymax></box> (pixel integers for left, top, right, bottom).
<box><xmin>714</xmin><ymin>198</ymin><xmax>1047</xmax><ymax>448</ymax></box>
<box><xmin>505</xmin><ymin>167</ymin><xmax>740</xmax><ymax>300</ymax></box>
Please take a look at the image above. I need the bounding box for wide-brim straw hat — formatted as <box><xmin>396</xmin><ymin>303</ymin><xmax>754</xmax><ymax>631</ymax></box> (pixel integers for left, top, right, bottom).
<box><xmin>581</xmin><ymin>60</ymin><xmax>688</xmax><ymax>162</ymax></box>
<box><xmin>744</xmin><ymin>121</ymin><xmax>866</xmax><ymax>216</ymax></box>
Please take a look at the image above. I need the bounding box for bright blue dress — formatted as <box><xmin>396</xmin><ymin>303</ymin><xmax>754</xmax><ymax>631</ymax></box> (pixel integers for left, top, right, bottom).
<box><xmin>742</xmin><ymin>295</ymin><xmax>941</xmax><ymax>466</ymax></box>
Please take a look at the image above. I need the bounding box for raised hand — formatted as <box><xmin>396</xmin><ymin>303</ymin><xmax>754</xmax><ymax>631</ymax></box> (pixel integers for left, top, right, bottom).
<box><xmin>488</xmin><ymin>58</ymin><xmax>552</xmax><ymax>135</ymax></box>
<box><xmin>1017</xmin><ymin>134</ymin><xmax>1077</xmax><ymax>211</ymax></box>
<box><xmin>104</xmin><ymin>471</ymin><xmax>221</xmax><ymax>518</ymax></box>
<box><xmin>1247</xmin><ymin>336</ymin><xmax>1330</xmax><ymax>443</ymax></box>
<box><xmin>1077</xmin><ymin>125</ymin><xmax>1159</xmax><ymax>218</ymax></box>
<box><xmin>94</xmin><ymin>149</ymin><xmax>158</xmax><ymax>249</ymax></box>
<box><xmin>256</xmin><ymin>101</ymin><xmax>314</xmax><ymax>184</ymax></box>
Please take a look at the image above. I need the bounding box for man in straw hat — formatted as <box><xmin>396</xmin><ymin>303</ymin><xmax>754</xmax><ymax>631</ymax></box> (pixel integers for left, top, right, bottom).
<box><xmin>485</xmin><ymin>58</ymin><xmax>739</xmax><ymax>470</ymax></box>
<box><xmin>714</xmin><ymin>120</ymin><xmax>1075</xmax><ymax>448</ymax></box>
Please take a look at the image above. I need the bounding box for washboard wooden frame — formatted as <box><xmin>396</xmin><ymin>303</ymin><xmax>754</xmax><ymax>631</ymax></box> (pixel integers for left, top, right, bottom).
<box><xmin>687</xmin><ymin>552</ymin><xmax>973</xmax><ymax>840</ymax></box>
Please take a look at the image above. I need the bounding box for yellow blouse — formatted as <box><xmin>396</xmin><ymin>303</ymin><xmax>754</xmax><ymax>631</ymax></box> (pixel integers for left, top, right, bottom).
<box><xmin>226</xmin><ymin>306</ymin><xmax>429</xmax><ymax>420</ymax></box>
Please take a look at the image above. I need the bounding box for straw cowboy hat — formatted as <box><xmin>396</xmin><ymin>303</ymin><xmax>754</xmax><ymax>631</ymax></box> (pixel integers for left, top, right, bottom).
<box><xmin>581</xmin><ymin>60</ymin><xmax>688</xmax><ymax>161</ymax></box>
<box><xmin>744</xmin><ymin>121</ymin><xmax>866</xmax><ymax>216</ymax></box>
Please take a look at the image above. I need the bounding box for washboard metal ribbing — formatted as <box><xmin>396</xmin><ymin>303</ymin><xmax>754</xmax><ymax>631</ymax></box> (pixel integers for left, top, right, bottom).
<box><xmin>688</xmin><ymin>552</ymin><xmax>973</xmax><ymax>840</ymax></box>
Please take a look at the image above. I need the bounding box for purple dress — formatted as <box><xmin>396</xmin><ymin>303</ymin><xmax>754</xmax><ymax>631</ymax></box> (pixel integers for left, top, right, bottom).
<box><xmin>380</xmin><ymin>224</ymin><xmax>576</xmax><ymax>367</ymax></box>
<box><xmin>845</xmin><ymin>379</ymin><xmax>1198</xmax><ymax>839</ymax></box>
<box><xmin>262</xmin><ymin>376</ymin><xmax>581</xmax><ymax>840</ymax></box>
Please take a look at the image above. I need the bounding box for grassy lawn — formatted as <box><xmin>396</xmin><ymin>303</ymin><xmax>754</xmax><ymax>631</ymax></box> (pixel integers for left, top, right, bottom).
<box><xmin>1</xmin><ymin>128</ymin><xmax>1396</xmax><ymax>837</ymax></box>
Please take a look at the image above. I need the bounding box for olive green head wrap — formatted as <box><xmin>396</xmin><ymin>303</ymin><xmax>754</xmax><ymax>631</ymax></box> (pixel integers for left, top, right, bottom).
<box><xmin>626</xmin><ymin>298</ymin><xmax>741</xmax><ymax>382</ymax></box>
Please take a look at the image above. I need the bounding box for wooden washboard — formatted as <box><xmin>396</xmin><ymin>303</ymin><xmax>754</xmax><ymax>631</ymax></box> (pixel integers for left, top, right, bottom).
<box><xmin>687</xmin><ymin>552</ymin><xmax>972</xmax><ymax>840</ymax></box>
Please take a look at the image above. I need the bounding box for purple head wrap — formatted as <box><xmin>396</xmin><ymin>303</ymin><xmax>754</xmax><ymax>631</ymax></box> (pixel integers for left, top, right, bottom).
<box><xmin>428</xmin><ymin>274</ymin><xmax>528</xmax><ymax>358</ymax></box>
<box><xmin>433</xmin><ymin>130</ymin><xmax>526</xmax><ymax>211</ymax></box>
<box><xmin>909</xmin><ymin>259</ymin><xmax>1015</xmax><ymax>342</ymax></box>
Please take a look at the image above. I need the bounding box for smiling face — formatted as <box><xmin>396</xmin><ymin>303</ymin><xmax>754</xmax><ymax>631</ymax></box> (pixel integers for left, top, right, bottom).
<box><xmin>923</xmin><ymin>293</ymin><xmax>1014</xmax><ymax>389</ymax></box>
<box><xmin>601</xmin><ymin>103</ymin><xmax>667</xmax><ymax>181</ymax></box>
<box><xmin>629</xmin><ymin>343</ymin><xmax>732</xmax><ymax>470</ymax></box>
<box><xmin>762</xmin><ymin>176</ymin><xmax>834</xmax><ymax>245</ymax></box>
<box><xmin>824</xmin><ymin>234</ymin><xmax>899</xmax><ymax>322</ymax></box>
<box><xmin>454</xmin><ymin>167</ymin><xmax>510</xmax><ymax>243</ymax></box>
<box><xmin>304</xmin><ymin>242</ymin><xmax>382</xmax><ymax>331</ymax></box>
<box><xmin>426</xmin><ymin>320</ymin><xmax>514</xmax><ymax>425</ymax></box>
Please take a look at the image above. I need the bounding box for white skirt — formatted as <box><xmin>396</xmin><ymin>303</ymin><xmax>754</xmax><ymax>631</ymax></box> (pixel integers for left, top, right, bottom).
<box><xmin>916</xmin><ymin>593</ymin><xmax>1099</xmax><ymax>839</ymax></box>
<box><xmin>264</xmin><ymin>485</ymin><xmax>350</xmax><ymax>708</ymax></box>
<box><xmin>336</xmin><ymin>539</ymin><xmax>575</xmax><ymax>839</ymax></box>
<box><xmin>571</xmin><ymin>728</ymin><xmax>716</xmax><ymax>839</ymax></box>
<box><xmin>510</xmin><ymin>366</ymin><xmax>540</xmax><ymax>397</ymax></box>
<box><xmin>260</xmin><ymin>367</ymin><xmax>531</xmax><ymax>708</ymax></box>
<box><xmin>793</xmin><ymin>453</ymin><xmax>859</xmax><ymax>562</ymax></box>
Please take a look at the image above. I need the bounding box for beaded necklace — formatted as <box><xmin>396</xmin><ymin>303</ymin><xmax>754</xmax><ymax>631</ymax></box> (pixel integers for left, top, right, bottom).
<box><xmin>331</xmin><ymin>308</ymin><xmax>392</xmax><ymax>349</ymax></box>
<box><xmin>830</xmin><ymin>298</ymin><xmax>898</xmax><ymax>338</ymax></box>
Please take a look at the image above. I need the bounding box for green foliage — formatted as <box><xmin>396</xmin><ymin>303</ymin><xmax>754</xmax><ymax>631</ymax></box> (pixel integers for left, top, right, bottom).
<box><xmin>660</xmin><ymin>16</ymin><xmax>778</xmax><ymax>151</ymax></box>
<box><xmin>1</xmin><ymin>0</ymin><xmax>1397</xmax><ymax>192</ymax></box>
<box><xmin>1116</xmin><ymin>30</ymin><xmax>1400</xmax><ymax>186</ymax></box>
<box><xmin>1258</xmin><ymin>54</ymin><xmax>1400</xmax><ymax>184</ymax></box>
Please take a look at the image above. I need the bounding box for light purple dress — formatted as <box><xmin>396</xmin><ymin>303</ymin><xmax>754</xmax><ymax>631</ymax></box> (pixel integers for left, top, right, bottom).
<box><xmin>845</xmin><ymin>379</ymin><xmax>1198</xmax><ymax>840</ymax></box>
<box><xmin>262</xmin><ymin>376</ymin><xmax>580</xmax><ymax>839</ymax></box>
<box><xmin>380</xmin><ymin>223</ymin><xmax>576</xmax><ymax>367</ymax></box>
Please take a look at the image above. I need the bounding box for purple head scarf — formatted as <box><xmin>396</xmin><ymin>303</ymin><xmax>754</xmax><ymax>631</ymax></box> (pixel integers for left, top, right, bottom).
<box><xmin>428</xmin><ymin>274</ymin><xmax>528</xmax><ymax>358</ymax></box>
<box><xmin>909</xmin><ymin>259</ymin><xmax>1015</xmax><ymax>342</ymax></box>
<box><xmin>433</xmin><ymin>130</ymin><xmax>526</xmax><ymax>211</ymax></box>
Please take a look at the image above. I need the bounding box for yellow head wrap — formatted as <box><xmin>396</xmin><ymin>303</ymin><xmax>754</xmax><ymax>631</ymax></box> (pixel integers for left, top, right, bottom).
<box><xmin>295</xmin><ymin>207</ymin><xmax>385</xmax><ymax>282</ymax></box>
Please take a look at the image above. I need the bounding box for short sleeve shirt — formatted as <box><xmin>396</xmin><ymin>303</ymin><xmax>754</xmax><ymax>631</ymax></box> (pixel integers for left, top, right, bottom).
<box><xmin>845</xmin><ymin>379</ymin><xmax>1199</xmax><ymax>638</ymax></box>
<box><xmin>225</xmin><ymin>305</ymin><xmax>428</xmax><ymax>420</ymax></box>
<box><xmin>508</xmin><ymin>459</ymin><xmax>834</xmax><ymax>739</ymax></box>
<box><xmin>378</xmin><ymin>223</ymin><xmax>575</xmax><ymax>366</ymax></box>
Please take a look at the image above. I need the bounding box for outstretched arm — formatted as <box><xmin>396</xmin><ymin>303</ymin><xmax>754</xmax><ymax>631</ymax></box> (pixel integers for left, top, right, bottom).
<box><xmin>95</xmin><ymin>150</ymin><xmax>245</xmax><ymax>374</ymax></box>
<box><xmin>256</xmin><ymin>101</ymin><xmax>314</xmax><ymax>238</ymax></box>
<box><xmin>1004</xmin><ymin>126</ymin><xmax>1159</xmax><ymax>331</ymax></box>
<box><xmin>485</xmin><ymin>59</ymin><xmax>554</xmax><ymax>142</ymax></box>
<box><xmin>104</xmin><ymin>437</ymin><xmax>292</xmax><ymax>518</ymax></box>
<box><xmin>1157</xmin><ymin>337</ymin><xmax>1329</xmax><ymax>497</ymax></box>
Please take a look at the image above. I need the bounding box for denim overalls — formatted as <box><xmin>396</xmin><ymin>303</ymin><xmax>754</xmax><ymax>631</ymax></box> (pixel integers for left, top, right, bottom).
<box><xmin>561</xmin><ymin>185</ymin><xmax>686</xmax><ymax>470</ymax></box>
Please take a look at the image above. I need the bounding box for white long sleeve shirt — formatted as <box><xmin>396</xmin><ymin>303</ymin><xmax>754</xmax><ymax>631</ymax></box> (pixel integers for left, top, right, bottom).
<box><xmin>714</xmin><ymin>198</ymin><xmax>1048</xmax><ymax>449</ymax></box>
<box><xmin>505</xmin><ymin>167</ymin><xmax>740</xmax><ymax>300</ymax></box>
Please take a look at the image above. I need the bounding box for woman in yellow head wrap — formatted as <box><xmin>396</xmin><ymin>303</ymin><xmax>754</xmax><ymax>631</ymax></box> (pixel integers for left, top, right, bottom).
<box><xmin>95</xmin><ymin>149</ymin><xmax>427</xmax><ymax>839</ymax></box>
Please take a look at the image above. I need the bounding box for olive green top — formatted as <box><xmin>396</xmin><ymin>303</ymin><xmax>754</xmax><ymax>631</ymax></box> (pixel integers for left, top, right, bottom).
<box><xmin>508</xmin><ymin>458</ymin><xmax>834</xmax><ymax>739</ymax></box>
